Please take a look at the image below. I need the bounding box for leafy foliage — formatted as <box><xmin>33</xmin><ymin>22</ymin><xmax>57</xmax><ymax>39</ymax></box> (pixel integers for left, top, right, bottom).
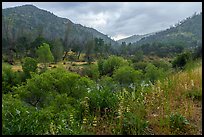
<box><xmin>16</xmin><ymin>67</ymin><xmax>93</xmax><ymax>108</ymax></box>
<box><xmin>87</xmin><ymin>87</ymin><xmax>119</xmax><ymax>116</ymax></box>
<box><xmin>2</xmin><ymin>62</ymin><xmax>25</xmax><ymax>93</ymax></box>
<box><xmin>82</xmin><ymin>64</ymin><xmax>99</xmax><ymax>81</ymax></box>
<box><xmin>122</xmin><ymin>112</ymin><xmax>148</xmax><ymax>135</ymax></box>
<box><xmin>172</xmin><ymin>51</ymin><xmax>192</xmax><ymax>69</ymax></box>
<box><xmin>113</xmin><ymin>66</ymin><xmax>142</xmax><ymax>87</ymax></box>
<box><xmin>36</xmin><ymin>43</ymin><xmax>54</xmax><ymax>64</ymax></box>
<box><xmin>169</xmin><ymin>113</ymin><xmax>190</xmax><ymax>134</ymax></box>
<box><xmin>145</xmin><ymin>63</ymin><xmax>166</xmax><ymax>83</ymax></box>
<box><xmin>100</xmin><ymin>55</ymin><xmax>129</xmax><ymax>76</ymax></box>
<box><xmin>22</xmin><ymin>57</ymin><xmax>38</xmax><ymax>78</ymax></box>
<box><xmin>50</xmin><ymin>39</ymin><xmax>64</xmax><ymax>63</ymax></box>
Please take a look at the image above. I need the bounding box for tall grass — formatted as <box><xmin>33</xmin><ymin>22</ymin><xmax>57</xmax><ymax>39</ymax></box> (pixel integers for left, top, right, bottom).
<box><xmin>86</xmin><ymin>60</ymin><xmax>202</xmax><ymax>135</ymax></box>
<box><xmin>144</xmin><ymin>60</ymin><xmax>202</xmax><ymax>135</ymax></box>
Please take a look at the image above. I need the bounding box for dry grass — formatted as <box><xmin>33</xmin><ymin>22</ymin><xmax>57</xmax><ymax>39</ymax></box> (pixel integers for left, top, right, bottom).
<box><xmin>144</xmin><ymin>64</ymin><xmax>202</xmax><ymax>135</ymax></box>
<box><xmin>11</xmin><ymin>65</ymin><xmax>22</xmax><ymax>72</ymax></box>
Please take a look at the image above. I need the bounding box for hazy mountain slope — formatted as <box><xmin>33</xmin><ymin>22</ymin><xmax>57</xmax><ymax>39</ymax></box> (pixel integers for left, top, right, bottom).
<box><xmin>117</xmin><ymin>32</ymin><xmax>156</xmax><ymax>44</ymax></box>
<box><xmin>2</xmin><ymin>4</ymin><xmax>118</xmax><ymax>48</ymax></box>
<box><xmin>135</xmin><ymin>13</ymin><xmax>202</xmax><ymax>47</ymax></box>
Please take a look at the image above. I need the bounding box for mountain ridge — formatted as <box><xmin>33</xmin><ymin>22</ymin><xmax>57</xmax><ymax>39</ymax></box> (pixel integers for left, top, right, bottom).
<box><xmin>117</xmin><ymin>32</ymin><xmax>157</xmax><ymax>44</ymax></box>
<box><xmin>2</xmin><ymin>4</ymin><xmax>118</xmax><ymax>48</ymax></box>
<box><xmin>134</xmin><ymin>12</ymin><xmax>202</xmax><ymax>47</ymax></box>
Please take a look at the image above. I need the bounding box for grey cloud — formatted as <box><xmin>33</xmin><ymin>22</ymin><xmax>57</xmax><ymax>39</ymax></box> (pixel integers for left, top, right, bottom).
<box><xmin>2</xmin><ymin>2</ymin><xmax>202</xmax><ymax>40</ymax></box>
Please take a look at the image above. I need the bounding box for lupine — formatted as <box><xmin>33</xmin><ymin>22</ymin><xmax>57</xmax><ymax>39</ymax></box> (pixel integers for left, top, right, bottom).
<box><xmin>70</xmin><ymin>113</ymin><xmax>74</xmax><ymax>125</ymax></box>
<box><xmin>83</xmin><ymin>117</ymin><xmax>87</xmax><ymax>124</ymax></box>
<box><xmin>191</xmin><ymin>80</ymin><xmax>194</xmax><ymax>87</ymax></box>
<box><xmin>126</xmin><ymin>105</ymin><xmax>130</xmax><ymax>112</ymax></box>
<box><xmin>93</xmin><ymin>116</ymin><xmax>97</xmax><ymax>127</ymax></box>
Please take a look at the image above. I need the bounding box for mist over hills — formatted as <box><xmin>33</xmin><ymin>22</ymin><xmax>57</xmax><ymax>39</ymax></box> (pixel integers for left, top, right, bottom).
<box><xmin>117</xmin><ymin>32</ymin><xmax>156</xmax><ymax>44</ymax></box>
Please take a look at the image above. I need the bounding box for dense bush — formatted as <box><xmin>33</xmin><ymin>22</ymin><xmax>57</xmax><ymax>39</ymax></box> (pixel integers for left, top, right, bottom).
<box><xmin>98</xmin><ymin>76</ymin><xmax>120</xmax><ymax>92</ymax></box>
<box><xmin>122</xmin><ymin>112</ymin><xmax>148</xmax><ymax>135</ymax></box>
<box><xmin>113</xmin><ymin>66</ymin><xmax>143</xmax><ymax>87</ymax></box>
<box><xmin>22</xmin><ymin>57</ymin><xmax>38</xmax><ymax>78</ymax></box>
<box><xmin>82</xmin><ymin>64</ymin><xmax>99</xmax><ymax>81</ymax></box>
<box><xmin>133</xmin><ymin>61</ymin><xmax>149</xmax><ymax>72</ymax></box>
<box><xmin>2</xmin><ymin>94</ymin><xmax>82</xmax><ymax>135</ymax></box>
<box><xmin>16</xmin><ymin>67</ymin><xmax>93</xmax><ymax>108</ymax></box>
<box><xmin>36</xmin><ymin>43</ymin><xmax>54</xmax><ymax>70</ymax></box>
<box><xmin>99</xmin><ymin>55</ymin><xmax>129</xmax><ymax>76</ymax></box>
<box><xmin>192</xmin><ymin>45</ymin><xmax>202</xmax><ymax>59</ymax></box>
<box><xmin>131</xmin><ymin>50</ymin><xmax>144</xmax><ymax>63</ymax></box>
<box><xmin>2</xmin><ymin>63</ymin><xmax>25</xmax><ymax>93</ymax></box>
<box><xmin>2</xmin><ymin>94</ymin><xmax>38</xmax><ymax>135</ymax></box>
<box><xmin>97</xmin><ymin>58</ymin><xmax>105</xmax><ymax>76</ymax></box>
<box><xmin>169</xmin><ymin>113</ymin><xmax>190</xmax><ymax>134</ymax></box>
<box><xmin>151</xmin><ymin>60</ymin><xmax>172</xmax><ymax>71</ymax></box>
<box><xmin>172</xmin><ymin>51</ymin><xmax>192</xmax><ymax>69</ymax></box>
<box><xmin>144</xmin><ymin>63</ymin><xmax>166</xmax><ymax>83</ymax></box>
<box><xmin>87</xmin><ymin>87</ymin><xmax>119</xmax><ymax>116</ymax></box>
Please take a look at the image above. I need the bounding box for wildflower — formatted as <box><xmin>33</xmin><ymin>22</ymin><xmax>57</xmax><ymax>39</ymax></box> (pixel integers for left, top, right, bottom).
<box><xmin>126</xmin><ymin>106</ymin><xmax>130</xmax><ymax>112</ymax></box>
<box><xmin>16</xmin><ymin>109</ymin><xmax>20</xmax><ymax>115</ymax></box>
<box><xmin>70</xmin><ymin>113</ymin><xmax>74</xmax><ymax>125</ymax></box>
<box><xmin>184</xmin><ymin>83</ymin><xmax>188</xmax><ymax>90</ymax></box>
<box><xmin>152</xmin><ymin>114</ymin><xmax>158</xmax><ymax>117</ymax></box>
<box><xmin>83</xmin><ymin>117</ymin><xmax>87</xmax><ymax>124</ymax></box>
<box><xmin>123</xmin><ymin>88</ymin><xmax>128</xmax><ymax>95</ymax></box>
<box><xmin>93</xmin><ymin>116</ymin><xmax>97</xmax><ymax>127</ymax></box>
<box><xmin>191</xmin><ymin>80</ymin><xmax>194</xmax><ymax>87</ymax></box>
<box><xmin>157</xmin><ymin>86</ymin><xmax>161</xmax><ymax>92</ymax></box>
<box><xmin>117</xmin><ymin>105</ymin><xmax>123</xmax><ymax>118</ymax></box>
<box><xmin>50</xmin><ymin>122</ymin><xmax>55</xmax><ymax>135</ymax></box>
<box><xmin>132</xmin><ymin>91</ymin><xmax>135</xmax><ymax>100</ymax></box>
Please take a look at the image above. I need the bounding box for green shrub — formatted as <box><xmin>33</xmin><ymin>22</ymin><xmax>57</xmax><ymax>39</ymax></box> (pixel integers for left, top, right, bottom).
<box><xmin>172</xmin><ymin>52</ymin><xmax>192</xmax><ymax>69</ymax></box>
<box><xmin>131</xmin><ymin>50</ymin><xmax>144</xmax><ymax>63</ymax></box>
<box><xmin>16</xmin><ymin>67</ymin><xmax>93</xmax><ymax>108</ymax></box>
<box><xmin>87</xmin><ymin>88</ymin><xmax>119</xmax><ymax>116</ymax></box>
<box><xmin>152</xmin><ymin>60</ymin><xmax>172</xmax><ymax>71</ymax></box>
<box><xmin>122</xmin><ymin>112</ymin><xmax>148</xmax><ymax>135</ymax></box>
<box><xmin>133</xmin><ymin>61</ymin><xmax>148</xmax><ymax>72</ymax></box>
<box><xmin>82</xmin><ymin>64</ymin><xmax>99</xmax><ymax>81</ymax></box>
<box><xmin>22</xmin><ymin>57</ymin><xmax>38</xmax><ymax>78</ymax></box>
<box><xmin>97</xmin><ymin>58</ymin><xmax>105</xmax><ymax>76</ymax></box>
<box><xmin>186</xmin><ymin>88</ymin><xmax>202</xmax><ymax>101</ymax></box>
<box><xmin>102</xmin><ymin>55</ymin><xmax>129</xmax><ymax>76</ymax></box>
<box><xmin>2</xmin><ymin>94</ymin><xmax>81</xmax><ymax>135</ymax></box>
<box><xmin>169</xmin><ymin>113</ymin><xmax>190</xmax><ymax>133</ymax></box>
<box><xmin>145</xmin><ymin>63</ymin><xmax>166</xmax><ymax>84</ymax></box>
<box><xmin>113</xmin><ymin>66</ymin><xmax>142</xmax><ymax>87</ymax></box>
<box><xmin>99</xmin><ymin>76</ymin><xmax>120</xmax><ymax>92</ymax></box>
<box><xmin>2</xmin><ymin>94</ymin><xmax>37</xmax><ymax>135</ymax></box>
<box><xmin>2</xmin><ymin>63</ymin><xmax>25</xmax><ymax>93</ymax></box>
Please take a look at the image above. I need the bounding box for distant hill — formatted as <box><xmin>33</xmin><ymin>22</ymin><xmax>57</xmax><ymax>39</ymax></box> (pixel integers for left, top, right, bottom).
<box><xmin>2</xmin><ymin>4</ymin><xmax>118</xmax><ymax>50</ymax></box>
<box><xmin>117</xmin><ymin>32</ymin><xmax>156</xmax><ymax>44</ymax></box>
<box><xmin>135</xmin><ymin>12</ymin><xmax>202</xmax><ymax>47</ymax></box>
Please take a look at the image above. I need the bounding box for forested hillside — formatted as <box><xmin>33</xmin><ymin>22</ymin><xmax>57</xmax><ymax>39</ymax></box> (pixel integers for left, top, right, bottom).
<box><xmin>2</xmin><ymin>5</ymin><xmax>117</xmax><ymax>52</ymax></box>
<box><xmin>136</xmin><ymin>12</ymin><xmax>202</xmax><ymax>47</ymax></box>
<box><xmin>116</xmin><ymin>13</ymin><xmax>202</xmax><ymax>59</ymax></box>
<box><xmin>117</xmin><ymin>32</ymin><xmax>156</xmax><ymax>44</ymax></box>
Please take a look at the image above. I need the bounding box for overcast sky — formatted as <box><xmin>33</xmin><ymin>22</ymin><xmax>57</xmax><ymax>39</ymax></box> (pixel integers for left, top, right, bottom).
<box><xmin>2</xmin><ymin>2</ymin><xmax>202</xmax><ymax>40</ymax></box>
